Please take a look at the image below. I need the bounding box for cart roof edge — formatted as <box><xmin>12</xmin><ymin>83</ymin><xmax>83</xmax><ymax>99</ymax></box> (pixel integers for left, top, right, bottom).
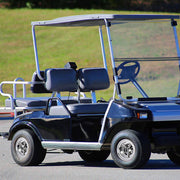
<box><xmin>31</xmin><ymin>14</ymin><xmax>180</xmax><ymax>27</ymax></box>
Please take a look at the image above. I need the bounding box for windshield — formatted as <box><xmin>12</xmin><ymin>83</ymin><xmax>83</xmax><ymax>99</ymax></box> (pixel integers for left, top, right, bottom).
<box><xmin>110</xmin><ymin>20</ymin><xmax>180</xmax><ymax>99</ymax></box>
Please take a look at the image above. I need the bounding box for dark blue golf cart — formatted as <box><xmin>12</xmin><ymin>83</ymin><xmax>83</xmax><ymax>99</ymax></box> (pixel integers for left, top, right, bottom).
<box><xmin>1</xmin><ymin>14</ymin><xmax>180</xmax><ymax>169</ymax></box>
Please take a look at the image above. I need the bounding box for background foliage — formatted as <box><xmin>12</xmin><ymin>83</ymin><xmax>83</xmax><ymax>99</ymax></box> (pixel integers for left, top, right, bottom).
<box><xmin>0</xmin><ymin>8</ymin><xmax>179</xmax><ymax>105</ymax></box>
<box><xmin>1</xmin><ymin>0</ymin><xmax>180</xmax><ymax>12</ymax></box>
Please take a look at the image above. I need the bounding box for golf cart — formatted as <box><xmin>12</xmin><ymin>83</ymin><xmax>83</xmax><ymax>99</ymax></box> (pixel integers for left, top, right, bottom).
<box><xmin>1</xmin><ymin>14</ymin><xmax>180</xmax><ymax>169</ymax></box>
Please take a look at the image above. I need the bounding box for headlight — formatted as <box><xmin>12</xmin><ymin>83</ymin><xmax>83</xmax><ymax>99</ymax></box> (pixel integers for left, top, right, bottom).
<box><xmin>136</xmin><ymin>112</ymin><xmax>148</xmax><ymax>119</ymax></box>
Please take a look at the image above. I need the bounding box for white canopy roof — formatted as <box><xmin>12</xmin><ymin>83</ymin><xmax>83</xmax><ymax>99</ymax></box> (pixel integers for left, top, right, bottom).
<box><xmin>31</xmin><ymin>14</ymin><xmax>180</xmax><ymax>27</ymax></box>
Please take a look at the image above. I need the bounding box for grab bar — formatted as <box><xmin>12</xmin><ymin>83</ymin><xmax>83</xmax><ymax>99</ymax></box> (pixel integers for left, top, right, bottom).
<box><xmin>13</xmin><ymin>77</ymin><xmax>26</xmax><ymax>98</ymax></box>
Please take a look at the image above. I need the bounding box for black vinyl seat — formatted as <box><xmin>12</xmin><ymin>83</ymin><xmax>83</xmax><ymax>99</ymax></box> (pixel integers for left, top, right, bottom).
<box><xmin>49</xmin><ymin>103</ymin><xmax>108</xmax><ymax>116</ymax></box>
<box><xmin>47</xmin><ymin>67</ymin><xmax>110</xmax><ymax>116</ymax></box>
<box><xmin>5</xmin><ymin>97</ymin><xmax>49</xmax><ymax>108</ymax></box>
<box><xmin>67</xmin><ymin>103</ymin><xmax>108</xmax><ymax>115</ymax></box>
<box><xmin>5</xmin><ymin>70</ymin><xmax>78</xmax><ymax>109</ymax></box>
<box><xmin>5</xmin><ymin>71</ymin><xmax>52</xmax><ymax>109</ymax></box>
<box><xmin>78</xmin><ymin>68</ymin><xmax>110</xmax><ymax>92</ymax></box>
<box><xmin>31</xmin><ymin>71</ymin><xmax>52</xmax><ymax>94</ymax></box>
<box><xmin>45</xmin><ymin>68</ymin><xmax>77</xmax><ymax>92</ymax></box>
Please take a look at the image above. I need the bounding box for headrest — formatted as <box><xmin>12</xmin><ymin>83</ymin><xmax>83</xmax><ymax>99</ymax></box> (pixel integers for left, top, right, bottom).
<box><xmin>45</xmin><ymin>68</ymin><xmax>77</xmax><ymax>92</ymax></box>
<box><xmin>78</xmin><ymin>68</ymin><xmax>110</xmax><ymax>92</ymax></box>
<box><xmin>31</xmin><ymin>71</ymin><xmax>52</xmax><ymax>93</ymax></box>
<box><xmin>64</xmin><ymin>62</ymin><xmax>77</xmax><ymax>70</ymax></box>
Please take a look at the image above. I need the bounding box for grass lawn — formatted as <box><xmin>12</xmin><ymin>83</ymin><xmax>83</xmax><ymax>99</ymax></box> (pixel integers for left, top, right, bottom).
<box><xmin>0</xmin><ymin>9</ymin><xmax>180</xmax><ymax>106</ymax></box>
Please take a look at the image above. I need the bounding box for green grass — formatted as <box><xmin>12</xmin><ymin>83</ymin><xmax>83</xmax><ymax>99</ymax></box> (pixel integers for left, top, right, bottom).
<box><xmin>121</xmin><ymin>76</ymin><xmax>179</xmax><ymax>98</ymax></box>
<box><xmin>0</xmin><ymin>9</ymin><xmax>180</xmax><ymax>106</ymax></box>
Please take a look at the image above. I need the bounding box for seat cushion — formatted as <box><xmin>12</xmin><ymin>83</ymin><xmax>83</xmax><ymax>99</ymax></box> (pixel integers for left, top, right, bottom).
<box><xmin>5</xmin><ymin>97</ymin><xmax>50</xmax><ymax>107</ymax></box>
<box><xmin>67</xmin><ymin>103</ymin><xmax>108</xmax><ymax>114</ymax></box>
<box><xmin>5</xmin><ymin>97</ymin><xmax>92</xmax><ymax>108</ymax></box>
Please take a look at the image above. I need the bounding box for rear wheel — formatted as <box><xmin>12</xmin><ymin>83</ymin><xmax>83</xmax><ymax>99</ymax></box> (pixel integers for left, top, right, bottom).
<box><xmin>11</xmin><ymin>129</ymin><xmax>46</xmax><ymax>166</ymax></box>
<box><xmin>167</xmin><ymin>147</ymin><xmax>180</xmax><ymax>166</ymax></box>
<box><xmin>78</xmin><ymin>150</ymin><xmax>110</xmax><ymax>162</ymax></box>
<box><xmin>111</xmin><ymin>129</ymin><xmax>151</xmax><ymax>169</ymax></box>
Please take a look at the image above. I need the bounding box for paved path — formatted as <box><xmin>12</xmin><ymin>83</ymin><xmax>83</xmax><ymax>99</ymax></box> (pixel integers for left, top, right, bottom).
<box><xmin>1</xmin><ymin>137</ymin><xmax>180</xmax><ymax>180</ymax></box>
<box><xmin>0</xmin><ymin>119</ymin><xmax>12</xmax><ymax>133</ymax></box>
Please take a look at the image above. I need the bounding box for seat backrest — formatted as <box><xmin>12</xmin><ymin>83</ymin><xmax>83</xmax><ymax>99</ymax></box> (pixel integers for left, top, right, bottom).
<box><xmin>78</xmin><ymin>68</ymin><xmax>110</xmax><ymax>92</ymax></box>
<box><xmin>45</xmin><ymin>68</ymin><xmax>77</xmax><ymax>92</ymax></box>
<box><xmin>31</xmin><ymin>71</ymin><xmax>52</xmax><ymax>93</ymax></box>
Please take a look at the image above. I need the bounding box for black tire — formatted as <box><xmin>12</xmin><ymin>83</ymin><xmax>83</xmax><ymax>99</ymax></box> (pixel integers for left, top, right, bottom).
<box><xmin>167</xmin><ymin>147</ymin><xmax>180</xmax><ymax>166</ymax></box>
<box><xmin>78</xmin><ymin>150</ymin><xmax>110</xmax><ymax>162</ymax></box>
<box><xmin>111</xmin><ymin>129</ymin><xmax>151</xmax><ymax>169</ymax></box>
<box><xmin>11</xmin><ymin>129</ymin><xmax>46</xmax><ymax>166</ymax></box>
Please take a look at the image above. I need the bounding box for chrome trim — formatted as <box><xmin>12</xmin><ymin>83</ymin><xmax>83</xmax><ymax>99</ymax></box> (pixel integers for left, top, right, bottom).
<box><xmin>42</xmin><ymin>141</ymin><xmax>102</xmax><ymax>151</ymax></box>
<box><xmin>0</xmin><ymin>80</ymin><xmax>44</xmax><ymax>117</ymax></box>
<box><xmin>13</xmin><ymin>78</ymin><xmax>26</xmax><ymax>98</ymax></box>
<box><xmin>113</xmin><ymin>85</ymin><xmax>116</xmax><ymax>100</ymax></box>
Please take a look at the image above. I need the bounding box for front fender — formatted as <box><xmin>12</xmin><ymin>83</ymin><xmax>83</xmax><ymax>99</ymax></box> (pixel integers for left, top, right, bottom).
<box><xmin>101</xmin><ymin>101</ymin><xmax>151</xmax><ymax>144</ymax></box>
<box><xmin>8</xmin><ymin>117</ymin><xmax>43</xmax><ymax>141</ymax></box>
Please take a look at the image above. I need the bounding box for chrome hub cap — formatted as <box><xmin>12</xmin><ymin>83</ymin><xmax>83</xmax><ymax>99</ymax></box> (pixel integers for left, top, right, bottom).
<box><xmin>116</xmin><ymin>139</ymin><xmax>135</xmax><ymax>161</ymax></box>
<box><xmin>15</xmin><ymin>137</ymin><xmax>29</xmax><ymax>158</ymax></box>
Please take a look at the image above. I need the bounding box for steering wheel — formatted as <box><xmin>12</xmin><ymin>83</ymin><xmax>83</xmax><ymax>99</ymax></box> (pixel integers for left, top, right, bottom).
<box><xmin>117</xmin><ymin>61</ymin><xmax>140</xmax><ymax>84</ymax></box>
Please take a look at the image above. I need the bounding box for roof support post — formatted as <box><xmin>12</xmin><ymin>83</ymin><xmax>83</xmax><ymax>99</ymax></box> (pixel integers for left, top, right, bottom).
<box><xmin>172</xmin><ymin>20</ymin><xmax>180</xmax><ymax>64</ymax></box>
<box><xmin>32</xmin><ymin>25</ymin><xmax>43</xmax><ymax>80</ymax></box>
<box><xmin>172</xmin><ymin>20</ymin><xmax>180</xmax><ymax>96</ymax></box>
<box><xmin>99</xmin><ymin>26</ymin><xmax>107</xmax><ymax>70</ymax></box>
<box><xmin>104</xmin><ymin>19</ymin><xmax>124</xmax><ymax>101</ymax></box>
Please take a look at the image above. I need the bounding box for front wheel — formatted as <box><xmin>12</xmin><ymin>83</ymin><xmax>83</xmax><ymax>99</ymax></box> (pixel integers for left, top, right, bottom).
<box><xmin>78</xmin><ymin>150</ymin><xmax>110</xmax><ymax>162</ymax></box>
<box><xmin>167</xmin><ymin>147</ymin><xmax>180</xmax><ymax>166</ymax></box>
<box><xmin>11</xmin><ymin>129</ymin><xmax>46</xmax><ymax>166</ymax></box>
<box><xmin>111</xmin><ymin>130</ymin><xmax>151</xmax><ymax>169</ymax></box>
